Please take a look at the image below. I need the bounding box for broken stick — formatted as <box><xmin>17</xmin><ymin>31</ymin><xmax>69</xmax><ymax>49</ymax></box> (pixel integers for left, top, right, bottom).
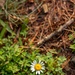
<box><xmin>37</xmin><ymin>18</ymin><xmax>74</xmax><ymax>46</ymax></box>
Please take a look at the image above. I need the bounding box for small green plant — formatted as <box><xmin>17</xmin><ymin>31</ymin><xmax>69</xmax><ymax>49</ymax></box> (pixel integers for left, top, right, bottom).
<box><xmin>0</xmin><ymin>19</ymin><xmax>14</xmax><ymax>39</ymax></box>
<box><xmin>69</xmin><ymin>32</ymin><xmax>75</xmax><ymax>52</ymax></box>
<box><xmin>70</xmin><ymin>43</ymin><xmax>75</xmax><ymax>52</ymax></box>
<box><xmin>68</xmin><ymin>32</ymin><xmax>75</xmax><ymax>40</ymax></box>
<box><xmin>70</xmin><ymin>40</ymin><xmax>75</xmax><ymax>52</ymax></box>
<box><xmin>0</xmin><ymin>37</ymin><xmax>66</xmax><ymax>75</ymax></box>
<box><xmin>20</xmin><ymin>18</ymin><xmax>29</xmax><ymax>37</ymax></box>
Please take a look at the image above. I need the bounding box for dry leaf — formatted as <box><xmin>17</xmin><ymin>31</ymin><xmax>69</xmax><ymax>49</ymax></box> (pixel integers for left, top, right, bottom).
<box><xmin>42</xmin><ymin>3</ymin><xmax>48</xmax><ymax>13</ymax></box>
<box><xmin>62</xmin><ymin>58</ymin><xmax>70</xmax><ymax>69</ymax></box>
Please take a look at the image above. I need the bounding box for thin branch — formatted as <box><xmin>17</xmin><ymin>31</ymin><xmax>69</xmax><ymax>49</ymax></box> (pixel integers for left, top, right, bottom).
<box><xmin>37</xmin><ymin>18</ymin><xmax>74</xmax><ymax>46</ymax></box>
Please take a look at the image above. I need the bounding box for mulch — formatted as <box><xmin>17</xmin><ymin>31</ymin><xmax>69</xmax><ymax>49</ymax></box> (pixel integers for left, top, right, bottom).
<box><xmin>24</xmin><ymin>0</ymin><xmax>75</xmax><ymax>75</ymax></box>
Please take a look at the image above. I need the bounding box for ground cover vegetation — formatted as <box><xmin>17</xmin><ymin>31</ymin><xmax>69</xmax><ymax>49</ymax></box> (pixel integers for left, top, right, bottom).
<box><xmin>0</xmin><ymin>0</ymin><xmax>75</xmax><ymax>75</ymax></box>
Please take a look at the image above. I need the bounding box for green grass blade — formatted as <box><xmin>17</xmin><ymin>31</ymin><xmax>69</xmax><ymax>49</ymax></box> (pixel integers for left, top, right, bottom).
<box><xmin>0</xmin><ymin>25</ymin><xmax>6</xmax><ymax>39</ymax></box>
<box><xmin>0</xmin><ymin>19</ymin><xmax>14</xmax><ymax>34</ymax></box>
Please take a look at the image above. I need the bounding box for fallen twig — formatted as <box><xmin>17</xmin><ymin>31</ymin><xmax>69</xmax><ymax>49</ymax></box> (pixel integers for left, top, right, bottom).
<box><xmin>37</xmin><ymin>18</ymin><xmax>74</xmax><ymax>46</ymax></box>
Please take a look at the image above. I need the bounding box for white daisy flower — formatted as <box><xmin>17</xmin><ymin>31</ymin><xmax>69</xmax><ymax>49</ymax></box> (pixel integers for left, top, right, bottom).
<box><xmin>30</xmin><ymin>60</ymin><xmax>45</xmax><ymax>75</ymax></box>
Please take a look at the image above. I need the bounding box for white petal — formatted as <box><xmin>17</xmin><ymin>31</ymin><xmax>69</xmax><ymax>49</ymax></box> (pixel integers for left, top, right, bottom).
<box><xmin>33</xmin><ymin>60</ymin><xmax>37</xmax><ymax>64</ymax></box>
<box><xmin>36</xmin><ymin>71</ymin><xmax>40</xmax><ymax>75</ymax></box>
<box><xmin>42</xmin><ymin>66</ymin><xmax>45</xmax><ymax>70</ymax></box>
<box><xmin>39</xmin><ymin>60</ymin><xmax>41</xmax><ymax>63</ymax></box>
<box><xmin>40</xmin><ymin>62</ymin><xmax>44</xmax><ymax>65</ymax></box>
<box><xmin>30</xmin><ymin>64</ymin><xmax>35</xmax><ymax>67</ymax></box>
<box><xmin>40</xmin><ymin>70</ymin><xmax>43</xmax><ymax>73</ymax></box>
<box><xmin>31</xmin><ymin>67</ymin><xmax>35</xmax><ymax>72</ymax></box>
<box><xmin>31</xmin><ymin>60</ymin><xmax>37</xmax><ymax>66</ymax></box>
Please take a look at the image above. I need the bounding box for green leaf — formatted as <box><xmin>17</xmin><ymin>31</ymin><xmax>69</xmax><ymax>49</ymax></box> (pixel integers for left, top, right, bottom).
<box><xmin>7</xmin><ymin>63</ymin><xmax>19</xmax><ymax>73</ymax></box>
<box><xmin>0</xmin><ymin>23</ymin><xmax>7</xmax><ymax>39</ymax></box>
<box><xmin>0</xmin><ymin>50</ymin><xmax>3</xmax><ymax>55</ymax></box>
<box><xmin>23</xmin><ymin>17</ymin><xmax>29</xmax><ymax>25</ymax></box>
<box><xmin>70</xmin><ymin>44</ymin><xmax>75</xmax><ymax>50</ymax></box>
<box><xmin>68</xmin><ymin>32</ymin><xmax>75</xmax><ymax>40</ymax></box>
<box><xmin>50</xmin><ymin>49</ymin><xmax>58</xmax><ymax>54</ymax></box>
<box><xmin>0</xmin><ymin>19</ymin><xmax>14</xmax><ymax>35</ymax></box>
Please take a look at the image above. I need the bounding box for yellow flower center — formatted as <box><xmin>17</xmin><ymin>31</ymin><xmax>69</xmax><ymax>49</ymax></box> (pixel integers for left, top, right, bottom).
<box><xmin>34</xmin><ymin>64</ymin><xmax>42</xmax><ymax>71</ymax></box>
